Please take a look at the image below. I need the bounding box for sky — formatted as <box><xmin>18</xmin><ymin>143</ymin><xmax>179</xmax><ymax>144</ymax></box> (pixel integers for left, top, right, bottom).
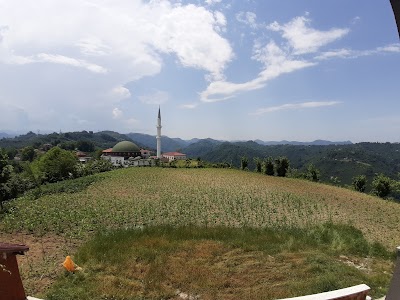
<box><xmin>0</xmin><ymin>0</ymin><xmax>399</xmax><ymax>142</ymax></box>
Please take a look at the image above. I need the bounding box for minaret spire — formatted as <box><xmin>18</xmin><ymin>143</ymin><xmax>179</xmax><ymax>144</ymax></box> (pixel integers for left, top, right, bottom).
<box><xmin>156</xmin><ymin>106</ymin><xmax>162</xmax><ymax>159</ymax></box>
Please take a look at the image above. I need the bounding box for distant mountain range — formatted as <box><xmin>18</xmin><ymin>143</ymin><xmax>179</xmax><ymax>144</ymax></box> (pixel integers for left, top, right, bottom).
<box><xmin>0</xmin><ymin>132</ymin><xmax>16</xmax><ymax>139</ymax></box>
<box><xmin>126</xmin><ymin>132</ymin><xmax>352</xmax><ymax>152</ymax></box>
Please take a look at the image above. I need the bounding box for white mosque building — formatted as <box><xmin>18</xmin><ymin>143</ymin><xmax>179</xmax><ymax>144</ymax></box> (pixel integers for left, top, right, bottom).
<box><xmin>101</xmin><ymin>107</ymin><xmax>186</xmax><ymax>167</ymax></box>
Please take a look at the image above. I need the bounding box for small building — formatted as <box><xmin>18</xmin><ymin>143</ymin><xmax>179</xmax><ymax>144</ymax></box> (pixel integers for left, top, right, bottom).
<box><xmin>162</xmin><ymin>151</ymin><xmax>187</xmax><ymax>162</ymax></box>
<box><xmin>76</xmin><ymin>151</ymin><xmax>91</xmax><ymax>163</ymax></box>
<box><xmin>140</xmin><ymin>149</ymin><xmax>151</xmax><ymax>159</ymax></box>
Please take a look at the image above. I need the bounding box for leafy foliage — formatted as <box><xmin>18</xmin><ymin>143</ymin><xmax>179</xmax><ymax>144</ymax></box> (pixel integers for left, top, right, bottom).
<box><xmin>263</xmin><ymin>156</ymin><xmax>275</xmax><ymax>175</ymax></box>
<box><xmin>0</xmin><ymin>149</ymin><xmax>15</xmax><ymax>208</ymax></box>
<box><xmin>0</xmin><ymin>130</ymin><xmax>144</xmax><ymax>151</ymax></box>
<box><xmin>352</xmin><ymin>175</ymin><xmax>367</xmax><ymax>193</ymax></box>
<box><xmin>275</xmin><ymin>156</ymin><xmax>290</xmax><ymax>177</ymax></box>
<box><xmin>253</xmin><ymin>157</ymin><xmax>262</xmax><ymax>173</ymax></box>
<box><xmin>306</xmin><ymin>163</ymin><xmax>320</xmax><ymax>182</ymax></box>
<box><xmin>372</xmin><ymin>174</ymin><xmax>392</xmax><ymax>198</ymax></box>
<box><xmin>21</xmin><ymin>146</ymin><xmax>36</xmax><ymax>161</ymax></box>
<box><xmin>240</xmin><ymin>156</ymin><xmax>248</xmax><ymax>170</ymax></box>
<box><xmin>33</xmin><ymin>146</ymin><xmax>78</xmax><ymax>183</ymax></box>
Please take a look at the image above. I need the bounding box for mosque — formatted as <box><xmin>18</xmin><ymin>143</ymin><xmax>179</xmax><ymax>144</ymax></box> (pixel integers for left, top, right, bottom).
<box><xmin>101</xmin><ymin>108</ymin><xmax>186</xmax><ymax>167</ymax></box>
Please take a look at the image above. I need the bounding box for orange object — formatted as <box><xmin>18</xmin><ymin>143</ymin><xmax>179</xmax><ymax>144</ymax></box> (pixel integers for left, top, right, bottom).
<box><xmin>62</xmin><ymin>256</ymin><xmax>76</xmax><ymax>272</ymax></box>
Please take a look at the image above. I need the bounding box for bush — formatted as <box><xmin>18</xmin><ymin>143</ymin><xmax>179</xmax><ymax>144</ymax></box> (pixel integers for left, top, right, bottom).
<box><xmin>254</xmin><ymin>157</ymin><xmax>262</xmax><ymax>173</ymax></box>
<box><xmin>263</xmin><ymin>157</ymin><xmax>274</xmax><ymax>176</ymax></box>
<box><xmin>240</xmin><ymin>156</ymin><xmax>248</xmax><ymax>170</ymax></box>
<box><xmin>371</xmin><ymin>174</ymin><xmax>392</xmax><ymax>198</ymax></box>
<box><xmin>275</xmin><ymin>156</ymin><xmax>290</xmax><ymax>177</ymax></box>
<box><xmin>32</xmin><ymin>146</ymin><xmax>78</xmax><ymax>183</ymax></box>
<box><xmin>352</xmin><ymin>175</ymin><xmax>367</xmax><ymax>193</ymax></box>
<box><xmin>306</xmin><ymin>164</ymin><xmax>320</xmax><ymax>182</ymax></box>
<box><xmin>78</xmin><ymin>159</ymin><xmax>114</xmax><ymax>176</ymax></box>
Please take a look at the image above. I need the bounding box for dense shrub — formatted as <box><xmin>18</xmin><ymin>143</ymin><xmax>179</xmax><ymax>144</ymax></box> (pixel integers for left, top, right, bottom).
<box><xmin>372</xmin><ymin>174</ymin><xmax>392</xmax><ymax>198</ymax></box>
<box><xmin>275</xmin><ymin>156</ymin><xmax>290</xmax><ymax>177</ymax></box>
<box><xmin>32</xmin><ymin>146</ymin><xmax>78</xmax><ymax>183</ymax></box>
<box><xmin>306</xmin><ymin>163</ymin><xmax>320</xmax><ymax>182</ymax></box>
<box><xmin>352</xmin><ymin>175</ymin><xmax>367</xmax><ymax>193</ymax></box>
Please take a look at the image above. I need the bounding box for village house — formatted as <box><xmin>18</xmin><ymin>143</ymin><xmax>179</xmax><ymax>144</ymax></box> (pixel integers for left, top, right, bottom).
<box><xmin>162</xmin><ymin>151</ymin><xmax>187</xmax><ymax>162</ymax></box>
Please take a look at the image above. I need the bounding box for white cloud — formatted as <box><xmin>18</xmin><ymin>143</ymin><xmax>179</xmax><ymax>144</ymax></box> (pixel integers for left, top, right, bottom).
<box><xmin>0</xmin><ymin>0</ymin><xmax>233</xmax><ymax>131</ymax></box>
<box><xmin>180</xmin><ymin>103</ymin><xmax>199</xmax><ymax>109</ymax></box>
<box><xmin>36</xmin><ymin>53</ymin><xmax>108</xmax><ymax>73</ymax></box>
<box><xmin>377</xmin><ymin>44</ymin><xmax>400</xmax><ymax>53</ymax></box>
<box><xmin>139</xmin><ymin>90</ymin><xmax>169</xmax><ymax>105</ymax></box>
<box><xmin>124</xmin><ymin>118</ymin><xmax>139</xmax><ymax>126</ymax></box>
<box><xmin>236</xmin><ymin>12</ymin><xmax>257</xmax><ymax>29</ymax></box>
<box><xmin>251</xmin><ymin>101</ymin><xmax>341</xmax><ymax>116</ymax></box>
<box><xmin>201</xmin><ymin>41</ymin><xmax>315</xmax><ymax>102</ymax></box>
<box><xmin>351</xmin><ymin>16</ymin><xmax>361</xmax><ymax>25</ymax></box>
<box><xmin>268</xmin><ymin>16</ymin><xmax>349</xmax><ymax>55</ymax></box>
<box><xmin>315</xmin><ymin>43</ymin><xmax>400</xmax><ymax>60</ymax></box>
<box><xmin>205</xmin><ymin>0</ymin><xmax>222</xmax><ymax>5</ymax></box>
<box><xmin>314</xmin><ymin>49</ymin><xmax>353</xmax><ymax>60</ymax></box>
<box><xmin>110</xmin><ymin>86</ymin><xmax>131</xmax><ymax>100</ymax></box>
<box><xmin>112</xmin><ymin>108</ymin><xmax>123</xmax><ymax>119</ymax></box>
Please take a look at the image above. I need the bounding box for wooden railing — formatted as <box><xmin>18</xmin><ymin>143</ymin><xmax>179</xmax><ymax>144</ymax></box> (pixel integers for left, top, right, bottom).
<box><xmin>276</xmin><ymin>284</ymin><xmax>371</xmax><ymax>300</ymax></box>
<box><xmin>386</xmin><ymin>246</ymin><xmax>400</xmax><ymax>300</ymax></box>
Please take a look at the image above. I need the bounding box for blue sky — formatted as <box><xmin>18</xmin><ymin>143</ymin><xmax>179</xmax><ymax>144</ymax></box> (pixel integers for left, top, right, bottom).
<box><xmin>0</xmin><ymin>0</ymin><xmax>399</xmax><ymax>142</ymax></box>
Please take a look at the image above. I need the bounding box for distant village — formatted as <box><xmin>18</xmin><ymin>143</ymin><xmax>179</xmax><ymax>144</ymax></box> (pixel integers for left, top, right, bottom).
<box><xmin>92</xmin><ymin>107</ymin><xmax>186</xmax><ymax>167</ymax></box>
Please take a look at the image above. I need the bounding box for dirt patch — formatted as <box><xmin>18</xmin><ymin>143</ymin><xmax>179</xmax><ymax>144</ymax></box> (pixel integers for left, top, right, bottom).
<box><xmin>0</xmin><ymin>232</ymin><xmax>81</xmax><ymax>297</ymax></box>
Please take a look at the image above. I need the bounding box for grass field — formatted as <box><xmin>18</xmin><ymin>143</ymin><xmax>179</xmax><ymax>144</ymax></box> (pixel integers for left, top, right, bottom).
<box><xmin>1</xmin><ymin>167</ymin><xmax>399</xmax><ymax>298</ymax></box>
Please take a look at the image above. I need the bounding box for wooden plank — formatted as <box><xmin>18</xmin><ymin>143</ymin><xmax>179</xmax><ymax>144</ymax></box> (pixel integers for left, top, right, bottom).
<box><xmin>386</xmin><ymin>246</ymin><xmax>400</xmax><ymax>300</ymax></box>
<box><xmin>276</xmin><ymin>284</ymin><xmax>370</xmax><ymax>300</ymax></box>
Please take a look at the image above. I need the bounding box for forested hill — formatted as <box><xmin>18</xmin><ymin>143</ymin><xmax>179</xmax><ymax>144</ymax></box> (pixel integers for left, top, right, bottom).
<box><xmin>0</xmin><ymin>130</ymin><xmax>146</xmax><ymax>151</ymax></box>
<box><xmin>182</xmin><ymin>141</ymin><xmax>400</xmax><ymax>188</ymax></box>
<box><xmin>1</xmin><ymin>130</ymin><xmax>400</xmax><ymax>191</ymax></box>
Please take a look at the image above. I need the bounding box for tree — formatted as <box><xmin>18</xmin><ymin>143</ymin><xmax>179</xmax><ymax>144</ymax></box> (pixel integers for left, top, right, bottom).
<box><xmin>371</xmin><ymin>174</ymin><xmax>392</xmax><ymax>198</ymax></box>
<box><xmin>275</xmin><ymin>156</ymin><xmax>290</xmax><ymax>177</ymax></box>
<box><xmin>263</xmin><ymin>156</ymin><xmax>274</xmax><ymax>176</ymax></box>
<box><xmin>34</xmin><ymin>146</ymin><xmax>78</xmax><ymax>183</ymax></box>
<box><xmin>6</xmin><ymin>148</ymin><xmax>17</xmax><ymax>160</ymax></box>
<box><xmin>254</xmin><ymin>157</ymin><xmax>262</xmax><ymax>173</ymax></box>
<box><xmin>76</xmin><ymin>140</ymin><xmax>95</xmax><ymax>152</ymax></box>
<box><xmin>240</xmin><ymin>156</ymin><xmax>248</xmax><ymax>170</ymax></box>
<box><xmin>352</xmin><ymin>175</ymin><xmax>367</xmax><ymax>192</ymax></box>
<box><xmin>305</xmin><ymin>163</ymin><xmax>320</xmax><ymax>182</ymax></box>
<box><xmin>21</xmin><ymin>146</ymin><xmax>36</xmax><ymax>162</ymax></box>
<box><xmin>0</xmin><ymin>149</ymin><xmax>13</xmax><ymax>209</ymax></box>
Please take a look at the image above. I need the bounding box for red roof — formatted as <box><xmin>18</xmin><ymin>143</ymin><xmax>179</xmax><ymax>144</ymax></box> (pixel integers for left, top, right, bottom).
<box><xmin>102</xmin><ymin>148</ymin><xmax>113</xmax><ymax>153</ymax></box>
<box><xmin>76</xmin><ymin>151</ymin><xmax>87</xmax><ymax>157</ymax></box>
<box><xmin>162</xmin><ymin>152</ymin><xmax>186</xmax><ymax>156</ymax></box>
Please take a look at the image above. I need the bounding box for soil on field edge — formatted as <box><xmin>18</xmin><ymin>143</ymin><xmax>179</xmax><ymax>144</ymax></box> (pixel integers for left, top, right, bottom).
<box><xmin>0</xmin><ymin>231</ymin><xmax>81</xmax><ymax>298</ymax></box>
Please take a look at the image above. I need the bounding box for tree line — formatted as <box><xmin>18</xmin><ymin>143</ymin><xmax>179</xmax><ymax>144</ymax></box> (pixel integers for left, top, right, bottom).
<box><xmin>0</xmin><ymin>146</ymin><xmax>114</xmax><ymax>209</ymax></box>
<box><xmin>240</xmin><ymin>155</ymin><xmax>399</xmax><ymax>200</ymax></box>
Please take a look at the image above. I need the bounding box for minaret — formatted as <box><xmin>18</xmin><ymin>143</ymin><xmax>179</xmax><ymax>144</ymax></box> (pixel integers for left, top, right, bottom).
<box><xmin>156</xmin><ymin>106</ymin><xmax>162</xmax><ymax>158</ymax></box>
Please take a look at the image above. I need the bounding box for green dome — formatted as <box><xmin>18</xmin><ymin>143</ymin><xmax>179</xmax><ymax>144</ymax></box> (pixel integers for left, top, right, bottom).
<box><xmin>112</xmin><ymin>141</ymin><xmax>140</xmax><ymax>152</ymax></box>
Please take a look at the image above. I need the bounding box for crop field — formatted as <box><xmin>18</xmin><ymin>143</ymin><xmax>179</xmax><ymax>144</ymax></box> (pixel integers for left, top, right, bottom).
<box><xmin>1</xmin><ymin>167</ymin><xmax>399</xmax><ymax>298</ymax></box>
<box><xmin>2</xmin><ymin>168</ymin><xmax>400</xmax><ymax>248</ymax></box>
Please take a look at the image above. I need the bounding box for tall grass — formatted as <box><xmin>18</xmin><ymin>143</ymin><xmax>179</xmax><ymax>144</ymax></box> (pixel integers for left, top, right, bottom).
<box><xmin>45</xmin><ymin>224</ymin><xmax>393</xmax><ymax>300</ymax></box>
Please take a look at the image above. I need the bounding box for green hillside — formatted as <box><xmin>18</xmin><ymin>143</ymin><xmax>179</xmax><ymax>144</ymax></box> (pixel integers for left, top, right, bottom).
<box><xmin>1</xmin><ymin>168</ymin><xmax>399</xmax><ymax>299</ymax></box>
<box><xmin>0</xmin><ymin>130</ymin><xmax>145</xmax><ymax>151</ymax></box>
<box><xmin>187</xmin><ymin>141</ymin><xmax>400</xmax><ymax>192</ymax></box>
